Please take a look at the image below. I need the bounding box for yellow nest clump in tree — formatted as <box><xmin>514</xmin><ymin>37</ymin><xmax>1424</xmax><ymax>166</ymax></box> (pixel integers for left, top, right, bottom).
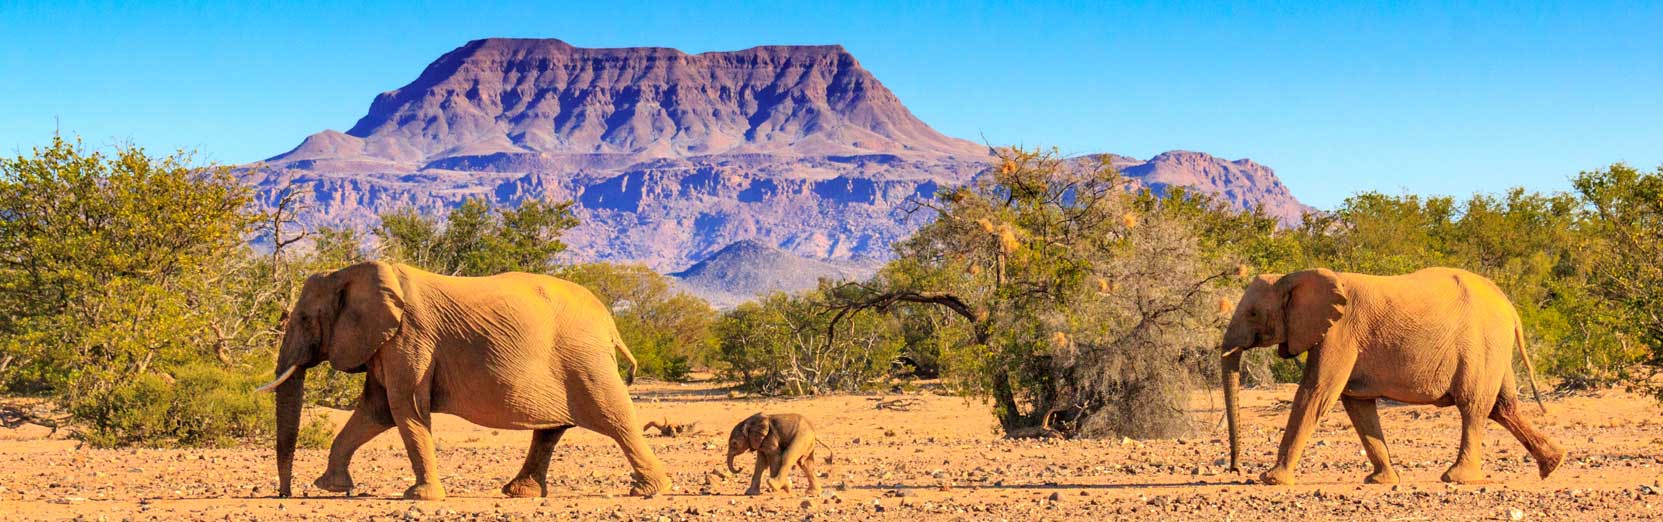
<box><xmin>1050</xmin><ymin>331</ymin><xmax>1071</xmax><ymax>349</ymax></box>
<box><xmin>997</xmin><ymin>223</ymin><xmax>1021</xmax><ymax>254</ymax></box>
<box><xmin>1121</xmin><ymin>212</ymin><xmax>1139</xmax><ymax>230</ymax></box>
<box><xmin>998</xmin><ymin>159</ymin><xmax>1019</xmax><ymax>175</ymax></box>
<box><xmin>1218</xmin><ymin>296</ymin><xmax>1235</xmax><ymax>318</ymax></box>
<box><xmin>1095</xmin><ymin>277</ymin><xmax>1114</xmax><ymax>294</ymax></box>
<box><xmin>976</xmin><ymin>217</ymin><xmax>996</xmax><ymax>234</ymax></box>
<box><xmin>1236</xmin><ymin>264</ymin><xmax>1252</xmax><ymax>278</ymax></box>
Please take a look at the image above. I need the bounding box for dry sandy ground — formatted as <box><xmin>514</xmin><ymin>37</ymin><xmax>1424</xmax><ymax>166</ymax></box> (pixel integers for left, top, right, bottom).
<box><xmin>2</xmin><ymin>381</ymin><xmax>1661</xmax><ymax>521</ymax></box>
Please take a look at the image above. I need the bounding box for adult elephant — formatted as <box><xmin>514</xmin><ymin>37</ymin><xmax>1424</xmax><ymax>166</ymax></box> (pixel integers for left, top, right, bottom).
<box><xmin>1219</xmin><ymin>267</ymin><xmax>1564</xmax><ymax>486</ymax></box>
<box><xmin>256</xmin><ymin>261</ymin><xmax>670</xmax><ymax>500</ymax></box>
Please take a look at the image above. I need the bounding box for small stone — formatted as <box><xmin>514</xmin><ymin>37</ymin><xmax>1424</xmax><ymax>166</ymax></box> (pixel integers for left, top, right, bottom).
<box><xmin>1046</xmin><ymin>492</ymin><xmax>1061</xmax><ymax>502</ymax></box>
<box><xmin>1507</xmin><ymin>507</ymin><xmax>1525</xmax><ymax>521</ymax></box>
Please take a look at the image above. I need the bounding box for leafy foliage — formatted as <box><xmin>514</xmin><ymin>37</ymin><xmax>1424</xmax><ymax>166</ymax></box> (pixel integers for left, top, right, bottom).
<box><xmin>376</xmin><ymin>198</ymin><xmax>578</xmax><ymax>276</ymax></box>
<box><xmin>716</xmin><ymin>289</ymin><xmax>904</xmax><ymax>395</ymax></box>
<box><xmin>1572</xmin><ymin>164</ymin><xmax>1663</xmax><ymax>394</ymax></box>
<box><xmin>821</xmin><ymin>149</ymin><xmax>1246</xmax><ymax>437</ymax></box>
<box><xmin>0</xmin><ymin>136</ymin><xmax>279</xmax><ymax>446</ymax></box>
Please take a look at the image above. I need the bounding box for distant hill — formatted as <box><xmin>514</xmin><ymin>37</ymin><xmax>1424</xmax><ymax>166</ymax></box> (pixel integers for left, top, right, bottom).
<box><xmin>244</xmin><ymin>38</ymin><xmax>1311</xmax><ymax>304</ymax></box>
<box><xmin>670</xmin><ymin>240</ymin><xmax>880</xmax><ymax>309</ymax></box>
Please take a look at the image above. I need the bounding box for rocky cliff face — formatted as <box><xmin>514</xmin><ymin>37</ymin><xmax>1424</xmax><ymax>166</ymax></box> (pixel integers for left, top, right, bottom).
<box><xmin>247</xmin><ymin>38</ymin><xmax>1309</xmax><ymax>302</ymax></box>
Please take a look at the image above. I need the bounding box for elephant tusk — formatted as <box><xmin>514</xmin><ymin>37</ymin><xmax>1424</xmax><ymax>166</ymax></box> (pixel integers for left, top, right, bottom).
<box><xmin>255</xmin><ymin>365</ymin><xmax>299</xmax><ymax>393</ymax></box>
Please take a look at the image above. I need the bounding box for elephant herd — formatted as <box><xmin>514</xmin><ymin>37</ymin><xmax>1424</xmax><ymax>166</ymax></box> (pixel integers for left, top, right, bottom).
<box><xmin>256</xmin><ymin>261</ymin><xmax>1564</xmax><ymax>501</ymax></box>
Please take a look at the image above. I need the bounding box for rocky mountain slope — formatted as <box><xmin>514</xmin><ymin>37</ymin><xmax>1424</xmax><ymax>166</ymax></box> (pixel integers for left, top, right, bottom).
<box><xmin>245</xmin><ymin>38</ymin><xmax>1310</xmax><ymax>304</ymax></box>
<box><xmin>669</xmin><ymin>240</ymin><xmax>880</xmax><ymax>309</ymax></box>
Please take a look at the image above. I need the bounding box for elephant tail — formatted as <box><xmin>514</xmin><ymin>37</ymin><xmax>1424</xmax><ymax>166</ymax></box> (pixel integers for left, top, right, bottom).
<box><xmin>610</xmin><ymin>324</ymin><xmax>638</xmax><ymax>385</ymax></box>
<box><xmin>816</xmin><ymin>438</ymin><xmax>835</xmax><ymax>466</ymax></box>
<box><xmin>1515</xmin><ymin>323</ymin><xmax>1546</xmax><ymax>414</ymax></box>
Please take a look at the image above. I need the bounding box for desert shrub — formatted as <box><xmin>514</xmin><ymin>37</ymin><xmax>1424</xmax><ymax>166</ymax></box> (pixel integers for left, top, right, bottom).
<box><xmin>821</xmin><ymin>149</ymin><xmax>1247</xmax><ymax>438</ymax></box>
<box><xmin>717</xmin><ymin>290</ymin><xmax>904</xmax><ymax>395</ymax></box>
<box><xmin>72</xmin><ymin>363</ymin><xmax>273</xmax><ymax>447</ymax></box>
<box><xmin>297</xmin><ymin>414</ymin><xmax>335</xmax><ymax>450</ymax></box>
<box><xmin>0</xmin><ymin>136</ymin><xmax>288</xmax><ymax>446</ymax></box>
<box><xmin>1572</xmin><ymin>164</ymin><xmax>1663</xmax><ymax>394</ymax></box>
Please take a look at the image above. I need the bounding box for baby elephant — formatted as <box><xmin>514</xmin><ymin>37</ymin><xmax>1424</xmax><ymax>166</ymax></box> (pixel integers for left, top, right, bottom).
<box><xmin>725</xmin><ymin>412</ymin><xmax>833</xmax><ymax>495</ymax></box>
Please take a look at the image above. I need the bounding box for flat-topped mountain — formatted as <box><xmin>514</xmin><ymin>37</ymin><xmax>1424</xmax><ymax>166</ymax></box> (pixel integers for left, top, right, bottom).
<box><xmin>246</xmin><ymin>38</ymin><xmax>1310</xmax><ymax>304</ymax></box>
<box><xmin>269</xmin><ymin>38</ymin><xmax>985</xmax><ymax>173</ymax></box>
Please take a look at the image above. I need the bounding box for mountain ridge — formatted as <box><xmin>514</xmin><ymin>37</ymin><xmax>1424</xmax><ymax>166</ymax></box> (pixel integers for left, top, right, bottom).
<box><xmin>245</xmin><ymin>38</ymin><xmax>1311</xmax><ymax>303</ymax></box>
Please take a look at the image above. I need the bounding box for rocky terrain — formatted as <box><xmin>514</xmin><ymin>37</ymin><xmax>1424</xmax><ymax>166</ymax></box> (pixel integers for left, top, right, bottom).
<box><xmin>3</xmin><ymin>383</ymin><xmax>1658</xmax><ymax>521</ymax></box>
<box><xmin>669</xmin><ymin>240</ymin><xmax>881</xmax><ymax>309</ymax></box>
<box><xmin>246</xmin><ymin>38</ymin><xmax>1312</xmax><ymax>303</ymax></box>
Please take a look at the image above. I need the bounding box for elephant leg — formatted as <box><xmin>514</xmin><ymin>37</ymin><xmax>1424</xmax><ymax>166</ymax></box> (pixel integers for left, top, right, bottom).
<box><xmin>1442</xmin><ymin>394</ymin><xmax>1498</xmax><ymax>484</ymax></box>
<box><xmin>315</xmin><ymin>378</ymin><xmax>394</xmax><ymax>495</ymax></box>
<box><xmin>766</xmin><ymin>450</ymin><xmax>791</xmax><ymax>493</ymax></box>
<box><xmin>502</xmin><ymin>427</ymin><xmax>570</xmax><ymax>498</ymax></box>
<box><xmin>746</xmin><ymin>453</ymin><xmax>766</xmax><ymax>495</ymax></box>
<box><xmin>769</xmin><ymin>435</ymin><xmax>810</xmax><ymax>492</ymax></box>
<box><xmin>1263</xmin><ymin>347</ymin><xmax>1355</xmax><ymax>486</ymax></box>
<box><xmin>388</xmin><ymin>389</ymin><xmax>445</xmax><ymax>500</ymax></box>
<box><xmin>799</xmin><ymin>451</ymin><xmax>821</xmax><ymax>496</ymax></box>
<box><xmin>1341</xmin><ymin>397</ymin><xmax>1398</xmax><ymax>484</ymax></box>
<box><xmin>573</xmin><ymin>376</ymin><xmax>671</xmax><ymax>496</ymax></box>
<box><xmin>1488</xmin><ymin>392</ymin><xmax>1564</xmax><ymax>479</ymax></box>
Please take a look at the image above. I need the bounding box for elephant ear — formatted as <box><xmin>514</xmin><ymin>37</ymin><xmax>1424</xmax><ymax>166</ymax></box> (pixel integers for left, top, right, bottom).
<box><xmin>745</xmin><ymin>414</ymin><xmax>770</xmax><ymax>450</ymax></box>
<box><xmin>1274</xmin><ymin>268</ymin><xmax>1347</xmax><ymax>358</ymax></box>
<box><xmin>326</xmin><ymin>262</ymin><xmax>406</xmax><ymax>372</ymax></box>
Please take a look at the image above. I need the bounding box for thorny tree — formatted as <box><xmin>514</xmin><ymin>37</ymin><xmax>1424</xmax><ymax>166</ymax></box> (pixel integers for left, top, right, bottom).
<box><xmin>823</xmin><ymin>148</ymin><xmax>1242</xmax><ymax>439</ymax></box>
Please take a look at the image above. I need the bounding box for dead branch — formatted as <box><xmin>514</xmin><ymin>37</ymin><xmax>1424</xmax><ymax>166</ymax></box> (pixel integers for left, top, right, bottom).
<box><xmin>642</xmin><ymin>419</ymin><xmax>699</xmax><ymax>437</ymax></box>
<box><xmin>0</xmin><ymin>404</ymin><xmax>66</xmax><ymax>434</ymax></box>
<box><xmin>872</xmin><ymin>397</ymin><xmax>923</xmax><ymax>411</ymax></box>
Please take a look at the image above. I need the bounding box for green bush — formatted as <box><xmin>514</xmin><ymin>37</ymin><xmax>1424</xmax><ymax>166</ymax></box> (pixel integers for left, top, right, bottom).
<box><xmin>0</xmin><ymin>136</ymin><xmax>287</xmax><ymax>447</ymax></box>
<box><xmin>298</xmin><ymin>413</ymin><xmax>336</xmax><ymax>450</ymax></box>
<box><xmin>718</xmin><ymin>290</ymin><xmax>904</xmax><ymax>396</ymax></box>
<box><xmin>377</xmin><ymin>198</ymin><xmax>577</xmax><ymax>276</ymax></box>
<box><xmin>72</xmin><ymin>363</ymin><xmax>273</xmax><ymax>448</ymax></box>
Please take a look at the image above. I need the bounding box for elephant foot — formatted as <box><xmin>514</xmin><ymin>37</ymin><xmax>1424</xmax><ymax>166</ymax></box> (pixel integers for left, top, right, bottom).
<box><xmin>744</xmin><ymin>487</ymin><xmax>762</xmax><ymax>496</ymax></box>
<box><xmin>1536</xmin><ymin>445</ymin><xmax>1565</xmax><ymax>479</ymax></box>
<box><xmin>501</xmin><ymin>476</ymin><xmax>545</xmax><ymax>498</ymax></box>
<box><xmin>1440</xmin><ymin>466</ymin><xmax>1490</xmax><ymax>484</ymax></box>
<box><xmin>1363</xmin><ymin>469</ymin><xmax>1400</xmax><ymax>485</ymax></box>
<box><xmin>628</xmin><ymin>471</ymin><xmax>670</xmax><ymax>497</ymax></box>
<box><xmin>403</xmin><ymin>482</ymin><xmax>446</xmax><ymax>501</ymax></box>
<box><xmin>1259</xmin><ymin>467</ymin><xmax>1296</xmax><ymax>486</ymax></box>
<box><xmin>313</xmin><ymin>471</ymin><xmax>354</xmax><ymax>494</ymax></box>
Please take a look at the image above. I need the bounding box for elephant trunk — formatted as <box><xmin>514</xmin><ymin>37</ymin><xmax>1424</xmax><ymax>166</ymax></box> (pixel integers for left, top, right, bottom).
<box><xmin>1221</xmin><ymin>347</ymin><xmax>1243</xmax><ymax>473</ymax></box>
<box><xmin>274</xmin><ymin>367</ymin><xmax>306</xmax><ymax>497</ymax></box>
<box><xmin>726</xmin><ymin>450</ymin><xmax>744</xmax><ymax>474</ymax></box>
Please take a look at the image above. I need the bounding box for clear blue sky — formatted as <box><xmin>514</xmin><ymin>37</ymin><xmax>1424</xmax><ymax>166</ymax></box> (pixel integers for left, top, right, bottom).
<box><xmin>3</xmin><ymin>1</ymin><xmax>1659</xmax><ymax>209</ymax></box>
